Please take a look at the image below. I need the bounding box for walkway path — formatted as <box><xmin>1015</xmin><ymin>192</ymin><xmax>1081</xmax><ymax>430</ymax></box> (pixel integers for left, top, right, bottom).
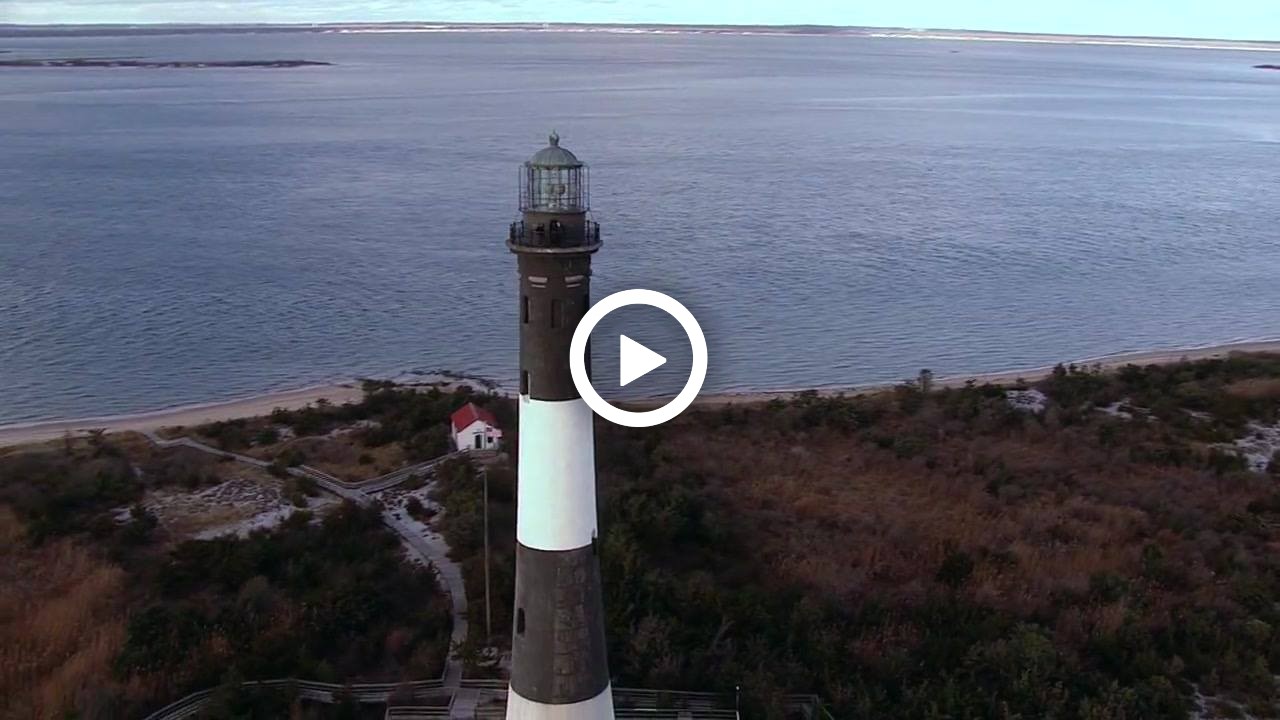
<box><xmin>140</xmin><ymin>431</ymin><xmax>470</xmax><ymax>694</ymax></box>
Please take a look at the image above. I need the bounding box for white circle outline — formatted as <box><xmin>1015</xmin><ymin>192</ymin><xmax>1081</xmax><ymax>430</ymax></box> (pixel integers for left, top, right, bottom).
<box><xmin>569</xmin><ymin>289</ymin><xmax>707</xmax><ymax>428</ymax></box>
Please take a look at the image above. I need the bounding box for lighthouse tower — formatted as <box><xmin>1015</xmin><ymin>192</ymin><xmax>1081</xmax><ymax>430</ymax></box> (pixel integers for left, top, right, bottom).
<box><xmin>505</xmin><ymin>134</ymin><xmax>614</xmax><ymax>720</ymax></box>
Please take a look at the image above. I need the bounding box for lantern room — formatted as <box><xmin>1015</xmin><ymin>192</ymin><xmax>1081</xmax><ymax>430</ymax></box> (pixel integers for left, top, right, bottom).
<box><xmin>510</xmin><ymin>133</ymin><xmax>601</xmax><ymax>253</ymax></box>
<box><xmin>520</xmin><ymin>132</ymin><xmax>589</xmax><ymax>213</ymax></box>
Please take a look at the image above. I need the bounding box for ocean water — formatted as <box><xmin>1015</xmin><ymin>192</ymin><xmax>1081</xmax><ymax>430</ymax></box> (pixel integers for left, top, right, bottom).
<box><xmin>2</xmin><ymin>30</ymin><xmax>1279</xmax><ymax>424</ymax></box>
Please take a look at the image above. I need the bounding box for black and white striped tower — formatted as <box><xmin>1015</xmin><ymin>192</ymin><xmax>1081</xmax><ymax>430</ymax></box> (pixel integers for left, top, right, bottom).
<box><xmin>505</xmin><ymin>133</ymin><xmax>614</xmax><ymax>720</ymax></box>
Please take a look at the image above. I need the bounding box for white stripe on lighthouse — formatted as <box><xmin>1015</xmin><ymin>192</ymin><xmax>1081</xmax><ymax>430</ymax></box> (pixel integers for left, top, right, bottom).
<box><xmin>516</xmin><ymin>396</ymin><xmax>598</xmax><ymax>552</ymax></box>
<box><xmin>506</xmin><ymin>684</ymin><xmax>615</xmax><ymax>720</ymax></box>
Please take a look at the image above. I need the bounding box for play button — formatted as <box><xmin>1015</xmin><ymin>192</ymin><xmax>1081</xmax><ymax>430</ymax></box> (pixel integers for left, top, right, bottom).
<box><xmin>570</xmin><ymin>289</ymin><xmax>708</xmax><ymax>428</ymax></box>
<box><xmin>619</xmin><ymin>335</ymin><xmax>667</xmax><ymax>387</ymax></box>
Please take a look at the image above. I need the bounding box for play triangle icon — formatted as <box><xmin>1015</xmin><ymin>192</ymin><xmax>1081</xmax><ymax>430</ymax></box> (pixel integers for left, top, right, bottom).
<box><xmin>619</xmin><ymin>335</ymin><xmax>667</xmax><ymax>387</ymax></box>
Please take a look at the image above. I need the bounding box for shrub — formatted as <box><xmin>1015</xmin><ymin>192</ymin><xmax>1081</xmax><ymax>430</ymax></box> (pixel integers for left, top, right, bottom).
<box><xmin>290</xmin><ymin>475</ymin><xmax>318</xmax><ymax>497</ymax></box>
<box><xmin>253</xmin><ymin>427</ymin><xmax>280</xmax><ymax>446</ymax></box>
<box><xmin>0</xmin><ymin>449</ymin><xmax>139</xmax><ymax>543</ymax></box>
<box><xmin>200</xmin><ymin>420</ymin><xmax>250</xmax><ymax>451</ymax></box>
<box><xmin>936</xmin><ymin>550</ymin><xmax>975</xmax><ymax>589</ymax></box>
<box><xmin>117</xmin><ymin>504</ymin><xmax>159</xmax><ymax>546</ymax></box>
<box><xmin>118</xmin><ymin>503</ymin><xmax>451</xmax><ymax>714</ymax></box>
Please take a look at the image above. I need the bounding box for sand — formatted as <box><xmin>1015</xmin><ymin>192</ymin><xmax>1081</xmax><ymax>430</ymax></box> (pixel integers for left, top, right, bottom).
<box><xmin>2</xmin><ymin>339</ymin><xmax>1278</xmax><ymax>448</ymax></box>
<box><xmin>678</xmin><ymin>339</ymin><xmax>1280</xmax><ymax>408</ymax></box>
<box><xmin>0</xmin><ymin>383</ymin><xmax>365</xmax><ymax>448</ymax></box>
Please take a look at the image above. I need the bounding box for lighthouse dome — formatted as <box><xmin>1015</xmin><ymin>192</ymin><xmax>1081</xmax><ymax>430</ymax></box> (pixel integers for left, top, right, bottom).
<box><xmin>527</xmin><ymin>132</ymin><xmax>583</xmax><ymax>168</ymax></box>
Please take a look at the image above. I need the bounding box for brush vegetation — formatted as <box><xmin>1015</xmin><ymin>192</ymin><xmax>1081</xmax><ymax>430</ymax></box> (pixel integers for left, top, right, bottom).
<box><xmin>430</xmin><ymin>354</ymin><xmax>1280</xmax><ymax>718</ymax></box>
<box><xmin>193</xmin><ymin>382</ymin><xmax>510</xmax><ymax>480</ymax></box>
<box><xmin>6</xmin><ymin>356</ymin><xmax>1280</xmax><ymax>718</ymax></box>
<box><xmin>0</xmin><ymin>433</ymin><xmax>451</xmax><ymax>720</ymax></box>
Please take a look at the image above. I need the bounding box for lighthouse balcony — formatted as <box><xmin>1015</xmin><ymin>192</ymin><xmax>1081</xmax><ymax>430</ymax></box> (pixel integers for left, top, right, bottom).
<box><xmin>507</xmin><ymin>220</ymin><xmax>602</xmax><ymax>253</ymax></box>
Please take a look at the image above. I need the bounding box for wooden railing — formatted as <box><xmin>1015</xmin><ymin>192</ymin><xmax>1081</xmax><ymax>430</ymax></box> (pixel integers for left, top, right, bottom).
<box><xmin>386</xmin><ymin>706</ymin><xmax>452</xmax><ymax>720</ymax></box>
<box><xmin>140</xmin><ymin>679</ymin><xmax>447</xmax><ymax>720</ymax></box>
<box><xmin>306</xmin><ymin>450</ymin><xmax>469</xmax><ymax>493</ymax></box>
<box><xmin>139</xmin><ymin>679</ymin><xmax>834</xmax><ymax>720</ymax></box>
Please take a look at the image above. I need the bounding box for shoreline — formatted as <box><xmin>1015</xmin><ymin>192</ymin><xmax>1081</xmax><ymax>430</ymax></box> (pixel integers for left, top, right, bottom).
<box><xmin>862</xmin><ymin>32</ymin><xmax>1280</xmax><ymax>53</ymax></box>
<box><xmin>5</xmin><ymin>24</ymin><xmax>1279</xmax><ymax>54</ymax></box>
<box><xmin>0</xmin><ymin>383</ymin><xmax>366</xmax><ymax>449</ymax></box>
<box><xmin>2</xmin><ymin>339</ymin><xmax>1278</xmax><ymax>448</ymax></box>
<box><xmin>680</xmin><ymin>339</ymin><xmax>1280</xmax><ymax>408</ymax></box>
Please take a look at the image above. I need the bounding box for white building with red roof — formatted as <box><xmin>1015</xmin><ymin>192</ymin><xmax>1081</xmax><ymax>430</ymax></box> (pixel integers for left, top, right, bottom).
<box><xmin>451</xmin><ymin>402</ymin><xmax>503</xmax><ymax>452</ymax></box>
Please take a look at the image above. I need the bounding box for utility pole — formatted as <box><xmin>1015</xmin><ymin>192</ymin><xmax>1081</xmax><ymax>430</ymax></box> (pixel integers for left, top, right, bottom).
<box><xmin>483</xmin><ymin>466</ymin><xmax>492</xmax><ymax>642</ymax></box>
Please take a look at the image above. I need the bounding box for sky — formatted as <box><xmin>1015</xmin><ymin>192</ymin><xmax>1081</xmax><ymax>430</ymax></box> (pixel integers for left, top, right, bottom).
<box><xmin>2</xmin><ymin>0</ymin><xmax>1278</xmax><ymax>42</ymax></box>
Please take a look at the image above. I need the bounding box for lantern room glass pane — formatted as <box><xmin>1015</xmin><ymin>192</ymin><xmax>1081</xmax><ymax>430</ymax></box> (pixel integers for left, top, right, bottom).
<box><xmin>526</xmin><ymin>166</ymin><xmax>584</xmax><ymax>211</ymax></box>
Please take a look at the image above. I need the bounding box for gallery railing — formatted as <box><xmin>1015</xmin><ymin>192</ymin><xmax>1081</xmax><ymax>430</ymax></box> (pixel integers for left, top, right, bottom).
<box><xmin>507</xmin><ymin>221</ymin><xmax>601</xmax><ymax>252</ymax></box>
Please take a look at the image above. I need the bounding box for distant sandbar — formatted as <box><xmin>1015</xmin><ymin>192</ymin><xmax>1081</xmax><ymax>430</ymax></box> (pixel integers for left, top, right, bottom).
<box><xmin>0</xmin><ymin>57</ymin><xmax>330</xmax><ymax>68</ymax></box>
<box><xmin>4</xmin><ymin>23</ymin><xmax>1280</xmax><ymax>54</ymax></box>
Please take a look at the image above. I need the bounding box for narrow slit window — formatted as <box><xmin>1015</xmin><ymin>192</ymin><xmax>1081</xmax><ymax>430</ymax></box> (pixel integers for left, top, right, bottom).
<box><xmin>521</xmin><ymin>295</ymin><xmax>529</xmax><ymax>324</ymax></box>
<box><xmin>550</xmin><ymin>298</ymin><xmax>563</xmax><ymax>329</ymax></box>
<box><xmin>520</xmin><ymin>371</ymin><xmax>529</xmax><ymax>396</ymax></box>
<box><xmin>516</xmin><ymin>608</ymin><xmax>526</xmax><ymax>635</ymax></box>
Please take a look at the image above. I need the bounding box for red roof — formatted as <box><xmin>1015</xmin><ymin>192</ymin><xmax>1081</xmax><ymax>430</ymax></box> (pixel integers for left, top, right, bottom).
<box><xmin>451</xmin><ymin>402</ymin><xmax>499</xmax><ymax>433</ymax></box>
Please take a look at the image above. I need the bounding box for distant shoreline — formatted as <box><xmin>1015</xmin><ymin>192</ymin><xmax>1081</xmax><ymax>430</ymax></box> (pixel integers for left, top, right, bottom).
<box><xmin>2</xmin><ymin>338</ymin><xmax>1278</xmax><ymax>448</ymax></box>
<box><xmin>0</xmin><ymin>57</ymin><xmax>330</xmax><ymax>68</ymax></box>
<box><xmin>2</xmin><ymin>23</ymin><xmax>1279</xmax><ymax>53</ymax></box>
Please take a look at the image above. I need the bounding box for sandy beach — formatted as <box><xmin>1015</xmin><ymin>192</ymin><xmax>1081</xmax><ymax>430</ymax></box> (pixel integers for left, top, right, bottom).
<box><xmin>0</xmin><ymin>383</ymin><xmax>366</xmax><ymax>449</ymax></box>
<box><xmin>680</xmin><ymin>339</ymin><xmax>1280</xmax><ymax>408</ymax></box>
<box><xmin>2</xmin><ymin>339</ymin><xmax>1278</xmax><ymax>448</ymax></box>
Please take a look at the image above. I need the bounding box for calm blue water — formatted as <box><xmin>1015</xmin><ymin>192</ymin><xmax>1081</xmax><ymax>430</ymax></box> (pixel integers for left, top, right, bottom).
<box><xmin>2</xmin><ymin>30</ymin><xmax>1279</xmax><ymax>424</ymax></box>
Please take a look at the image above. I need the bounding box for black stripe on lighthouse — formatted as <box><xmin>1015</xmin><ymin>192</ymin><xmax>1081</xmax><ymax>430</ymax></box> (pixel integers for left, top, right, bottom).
<box><xmin>518</xmin><ymin>253</ymin><xmax>592</xmax><ymax>402</ymax></box>
<box><xmin>509</xmin><ymin>544</ymin><xmax>610</xmax><ymax>703</ymax></box>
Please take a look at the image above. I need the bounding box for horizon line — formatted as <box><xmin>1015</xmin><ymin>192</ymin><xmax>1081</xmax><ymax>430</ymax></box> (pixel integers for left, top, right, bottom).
<box><xmin>2</xmin><ymin>21</ymin><xmax>1279</xmax><ymax>46</ymax></box>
